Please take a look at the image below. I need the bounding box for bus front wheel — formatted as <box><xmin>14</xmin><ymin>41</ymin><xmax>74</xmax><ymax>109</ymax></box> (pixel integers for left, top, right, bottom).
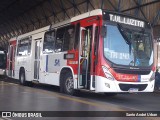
<box><xmin>63</xmin><ymin>72</ymin><xmax>75</xmax><ymax>95</ymax></box>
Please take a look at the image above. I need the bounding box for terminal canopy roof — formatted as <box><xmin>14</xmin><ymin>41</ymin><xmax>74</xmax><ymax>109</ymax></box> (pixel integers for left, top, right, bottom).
<box><xmin>0</xmin><ymin>0</ymin><xmax>159</xmax><ymax>48</ymax></box>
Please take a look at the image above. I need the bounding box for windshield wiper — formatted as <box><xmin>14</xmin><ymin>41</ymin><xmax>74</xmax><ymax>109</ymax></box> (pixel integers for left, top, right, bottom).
<box><xmin>117</xmin><ymin>24</ymin><xmax>132</xmax><ymax>54</ymax></box>
<box><xmin>117</xmin><ymin>24</ymin><xmax>131</xmax><ymax>44</ymax></box>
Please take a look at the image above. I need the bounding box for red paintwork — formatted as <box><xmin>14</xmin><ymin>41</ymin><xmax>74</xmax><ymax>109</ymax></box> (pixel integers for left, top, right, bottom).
<box><xmin>67</xmin><ymin>50</ymin><xmax>79</xmax><ymax>74</ymax></box>
<box><xmin>67</xmin><ymin>15</ymin><xmax>102</xmax><ymax>76</ymax></box>
<box><xmin>7</xmin><ymin>39</ymin><xmax>16</xmax><ymax>70</ymax></box>
<box><xmin>66</xmin><ymin>13</ymin><xmax>154</xmax><ymax>83</ymax></box>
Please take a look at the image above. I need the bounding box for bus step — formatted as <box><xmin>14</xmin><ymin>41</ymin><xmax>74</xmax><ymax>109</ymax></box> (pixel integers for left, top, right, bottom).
<box><xmin>79</xmin><ymin>88</ymin><xmax>95</xmax><ymax>93</ymax></box>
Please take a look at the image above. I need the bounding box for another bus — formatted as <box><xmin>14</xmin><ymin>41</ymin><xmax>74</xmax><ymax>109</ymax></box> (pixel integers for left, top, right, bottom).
<box><xmin>0</xmin><ymin>48</ymin><xmax>6</xmax><ymax>76</ymax></box>
<box><xmin>7</xmin><ymin>9</ymin><xmax>155</xmax><ymax>95</ymax></box>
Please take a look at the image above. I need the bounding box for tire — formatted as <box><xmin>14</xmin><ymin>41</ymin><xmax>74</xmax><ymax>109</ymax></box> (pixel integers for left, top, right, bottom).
<box><xmin>19</xmin><ymin>71</ymin><xmax>26</xmax><ymax>86</ymax></box>
<box><xmin>104</xmin><ymin>93</ymin><xmax>117</xmax><ymax>97</ymax></box>
<box><xmin>63</xmin><ymin>72</ymin><xmax>75</xmax><ymax>95</ymax></box>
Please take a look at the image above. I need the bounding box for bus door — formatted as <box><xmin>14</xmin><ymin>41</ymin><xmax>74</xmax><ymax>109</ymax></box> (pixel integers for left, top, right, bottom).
<box><xmin>78</xmin><ymin>24</ymin><xmax>96</xmax><ymax>90</ymax></box>
<box><xmin>8</xmin><ymin>45</ymin><xmax>15</xmax><ymax>77</ymax></box>
<box><xmin>34</xmin><ymin>40</ymin><xmax>41</xmax><ymax>80</ymax></box>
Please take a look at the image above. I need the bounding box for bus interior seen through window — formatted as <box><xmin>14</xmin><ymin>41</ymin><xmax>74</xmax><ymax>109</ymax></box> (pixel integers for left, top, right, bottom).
<box><xmin>43</xmin><ymin>25</ymin><xmax>75</xmax><ymax>53</ymax></box>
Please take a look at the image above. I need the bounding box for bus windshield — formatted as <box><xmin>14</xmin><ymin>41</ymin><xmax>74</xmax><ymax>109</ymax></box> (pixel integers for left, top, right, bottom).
<box><xmin>103</xmin><ymin>24</ymin><xmax>153</xmax><ymax>67</ymax></box>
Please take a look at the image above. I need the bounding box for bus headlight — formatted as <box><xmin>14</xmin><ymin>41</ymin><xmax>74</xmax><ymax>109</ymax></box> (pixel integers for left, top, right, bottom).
<box><xmin>102</xmin><ymin>66</ymin><xmax>114</xmax><ymax>81</ymax></box>
<box><xmin>149</xmin><ymin>72</ymin><xmax>155</xmax><ymax>81</ymax></box>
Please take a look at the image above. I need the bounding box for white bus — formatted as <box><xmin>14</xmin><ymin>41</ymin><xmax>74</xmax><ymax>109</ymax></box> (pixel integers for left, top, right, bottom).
<box><xmin>7</xmin><ymin>9</ymin><xmax>155</xmax><ymax>95</ymax></box>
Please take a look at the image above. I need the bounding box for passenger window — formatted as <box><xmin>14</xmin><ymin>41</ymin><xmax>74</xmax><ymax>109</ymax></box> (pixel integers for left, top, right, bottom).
<box><xmin>56</xmin><ymin>28</ymin><xmax>65</xmax><ymax>52</ymax></box>
<box><xmin>17</xmin><ymin>37</ymin><xmax>32</xmax><ymax>56</ymax></box>
<box><xmin>43</xmin><ymin>31</ymin><xmax>55</xmax><ymax>53</ymax></box>
<box><xmin>56</xmin><ymin>25</ymin><xmax>75</xmax><ymax>52</ymax></box>
<box><xmin>64</xmin><ymin>26</ymin><xmax>75</xmax><ymax>51</ymax></box>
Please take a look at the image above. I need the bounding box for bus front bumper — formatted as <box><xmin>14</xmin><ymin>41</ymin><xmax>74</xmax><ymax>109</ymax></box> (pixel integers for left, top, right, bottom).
<box><xmin>95</xmin><ymin>76</ymin><xmax>155</xmax><ymax>93</ymax></box>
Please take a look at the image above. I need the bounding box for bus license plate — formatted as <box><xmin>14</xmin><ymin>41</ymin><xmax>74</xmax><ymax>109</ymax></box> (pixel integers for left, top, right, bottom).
<box><xmin>128</xmin><ymin>88</ymin><xmax>139</xmax><ymax>92</ymax></box>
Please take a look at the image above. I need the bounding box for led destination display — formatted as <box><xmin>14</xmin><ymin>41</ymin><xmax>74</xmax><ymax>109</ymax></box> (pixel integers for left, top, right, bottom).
<box><xmin>109</xmin><ymin>14</ymin><xmax>145</xmax><ymax>28</ymax></box>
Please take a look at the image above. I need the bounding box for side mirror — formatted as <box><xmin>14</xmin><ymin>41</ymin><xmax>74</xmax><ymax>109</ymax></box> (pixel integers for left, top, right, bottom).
<box><xmin>101</xmin><ymin>26</ymin><xmax>107</xmax><ymax>38</ymax></box>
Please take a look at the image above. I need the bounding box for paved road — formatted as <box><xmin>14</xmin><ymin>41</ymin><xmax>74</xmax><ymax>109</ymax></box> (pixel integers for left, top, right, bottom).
<box><xmin>0</xmin><ymin>77</ymin><xmax>160</xmax><ymax>120</ymax></box>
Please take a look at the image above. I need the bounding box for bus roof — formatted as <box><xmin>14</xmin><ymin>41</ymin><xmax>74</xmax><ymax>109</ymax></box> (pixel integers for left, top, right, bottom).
<box><xmin>17</xmin><ymin>25</ymin><xmax>50</xmax><ymax>39</ymax></box>
<box><xmin>71</xmin><ymin>9</ymin><xmax>102</xmax><ymax>22</ymax></box>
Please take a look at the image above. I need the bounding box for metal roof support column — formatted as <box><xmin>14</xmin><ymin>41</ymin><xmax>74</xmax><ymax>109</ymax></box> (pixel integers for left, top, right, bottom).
<box><xmin>87</xmin><ymin>0</ymin><xmax>89</xmax><ymax>12</ymax></box>
<box><xmin>134</xmin><ymin>0</ymin><xmax>147</xmax><ymax>20</ymax></box>
<box><xmin>39</xmin><ymin>4</ymin><xmax>51</xmax><ymax>25</ymax></box>
<box><xmin>26</xmin><ymin>13</ymin><xmax>36</xmax><ymax>30</ymax></box>
<box><xmin>73</xmin><ymin>0</ymin><xmax>81</xmax><ymax>16</ymax></box>
<box><xmin>151</xmin><ymin>10</ymin><xmax>160</xmax><ymax>27</ymax></box>
<box><xmin>134</xmin><ymin>0</ymin><xmax>140</xmax><ymax>17</ymax></box>
<box><xmin>73</xmin><ymin>0</ymin><xmax>76</xmax><ymax>16</ymax></box>
<box><xmin>48</xmin><ymin>0</ymin><xmax>60</xmax><ymax>23</ymax></box>
<box><xmin>118</xmin><ymin>0</ymin><xmax>121</xmax><ymax>12</ymax></box>
<box><xmin>86</xmin><ymin>0</ymin><xmax>95</xmax><ymax>11</ymax></box>
<box><xmin>108</xmin><ymin>0</ymin><xmax>118</xmax><ymax>11</ymax></box>
<box><xmin>60</xmin><ymin>0</ymin><xmax>70</xmax><ymax>20</ymax></box>
<box><xmin>101</xmin><ymin>0</ymin><xmax>104</xmax><ymax>9</ymax></box>
<box><xmin>33</xmin><ymin>8</ymin><xmax>42</xmax><ymax>28</ymax></box>
<box><xmin>122</xmin><ymin>0</ymin><xmax>160</xmax><ymax>12</ymax></box>
<box><xmin>67</xmin><ymin>0</ymin><xmax>81</xmax><ymax>16</ymax></box>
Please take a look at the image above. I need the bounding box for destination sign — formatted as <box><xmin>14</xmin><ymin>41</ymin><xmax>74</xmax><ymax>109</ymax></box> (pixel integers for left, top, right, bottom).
<box><xmin>109</xmin><ymin>14</ymin><xmax>145</xmax><ymax>28</ymax></box>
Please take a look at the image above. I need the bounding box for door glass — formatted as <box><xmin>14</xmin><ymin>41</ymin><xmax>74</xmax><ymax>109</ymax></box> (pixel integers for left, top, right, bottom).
<box><xmin>34</xmin><ymin>41</ymin><xmax>40</xmax><ymax>79</ymax></box>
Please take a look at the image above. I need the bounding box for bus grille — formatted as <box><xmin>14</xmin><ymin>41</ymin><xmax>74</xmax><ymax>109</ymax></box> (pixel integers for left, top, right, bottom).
<box><xmin>119</xmin><ymin>84</ymin><xmax>148</xmax><ymax>91</ymax></box>
<box><xmin>114</xmin><ymin>68</ymin><xmax>150</xmax><ymax>75</ymax></box>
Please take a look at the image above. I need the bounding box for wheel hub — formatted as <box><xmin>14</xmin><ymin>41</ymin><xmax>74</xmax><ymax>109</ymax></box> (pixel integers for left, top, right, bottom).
<box><xmin>65</xmin><ymin>77</ymin><xmax>73</xmax><ymax>92</ymax></box>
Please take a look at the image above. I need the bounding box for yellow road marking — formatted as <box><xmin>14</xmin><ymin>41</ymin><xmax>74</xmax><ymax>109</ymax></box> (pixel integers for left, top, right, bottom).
<box><xmin>23</xmin><ymin>87</ymin><xmax>127</xmax><ymax>111</ymax></box>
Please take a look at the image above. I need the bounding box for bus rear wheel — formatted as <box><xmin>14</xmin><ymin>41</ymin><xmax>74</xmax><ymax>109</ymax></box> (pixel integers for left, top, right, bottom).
<box><xmin>63</xmin><ymin>72</ymin><xmax>75</xmax><ymax>95</ymax></box>
<box><xmin>19</xmin><ymin>71</ymin><xmax>26</xmax><ymax>86</ymax></box>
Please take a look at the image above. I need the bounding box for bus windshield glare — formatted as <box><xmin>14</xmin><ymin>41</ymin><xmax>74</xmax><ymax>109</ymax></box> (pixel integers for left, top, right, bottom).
<box><xmin>103</xmin><ymin>24</ymin><xmax>153</xmax><ymax>67</ymax></box>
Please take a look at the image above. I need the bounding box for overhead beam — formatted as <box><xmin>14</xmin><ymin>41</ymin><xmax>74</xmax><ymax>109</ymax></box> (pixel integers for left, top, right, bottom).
<box><xmin>151</xmin><ymin>10</ymin><xmax>160</xmax><ymax>27</ymax></box>
<box><xmin>48</xmin><ymin>0</ymin><xmax>60</xmax><ymax>22</ymax></box>
<box><xmin>118</xmin><ymin>0</ymin><xmax>121</xmax><ymax>12</ymax></box>
<box><xmin>122</xmin><ymin>0</ymin><xmax>160</xmax><ymax>12</ymax></box>
<box><xmin>133</xmin><ymin>0</ymin><xmax>147</xmax><ymax>20</ymax></box>
<box><xmin>108</xmin><ymin>0</ymin><xmax>118</xmax><ymax>11</ymax></box>
<box><xmin>59</xmin><ymin>0</ymin><xmax>70</xmax><ymax>20</ymax></box>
